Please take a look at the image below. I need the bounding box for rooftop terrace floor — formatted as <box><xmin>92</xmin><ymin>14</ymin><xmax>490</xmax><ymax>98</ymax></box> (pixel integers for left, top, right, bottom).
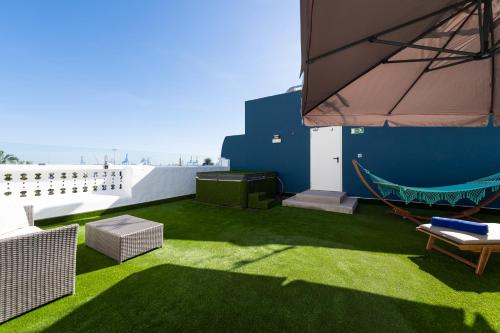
<box><xmin>2</xmin><ymin>199</ymin><xmax>499</xmax><ymax>332</ymax></box>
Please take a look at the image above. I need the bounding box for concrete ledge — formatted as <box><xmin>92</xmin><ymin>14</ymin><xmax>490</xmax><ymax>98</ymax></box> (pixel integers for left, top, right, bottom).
<box><xmin>282</xmin><ymin>194</ymin><xmax>358</xmax><ymax>214</ymax></box>
<box><xmin>35</xmin><ymin>195</ymin><xmax>194</xmax><ymax>226</ymax></box>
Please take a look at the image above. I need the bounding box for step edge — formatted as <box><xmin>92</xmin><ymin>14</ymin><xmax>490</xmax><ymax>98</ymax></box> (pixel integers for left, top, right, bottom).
<box><xmin>294</xmin><ymin>193</ymin><xmax>346</xmax><ymax>204</ymax></box>
<box><xmin>282</xmin><ymin>197</ymin><xmax>358</xmax><ymax>214</ymax></box>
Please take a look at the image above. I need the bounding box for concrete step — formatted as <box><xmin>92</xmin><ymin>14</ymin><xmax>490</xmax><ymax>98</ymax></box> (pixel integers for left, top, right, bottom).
<box><xmin>248</xmin><ymin>192</ymin><xmax>276</xmax><ymax>209</ymax></box>
<box><xmin>259</xmin><ymin>198</ymin><xmax>277</xmax><ymax>209</ymax></box>
<box><xmin>282</xmin><ymin>196</ymin><xmax>358</xmax><ymax>214</ymax></box>
<box><xmin>248</xmin><ymin>192</ymin><xmax>267</xmax><ymax>201</ymax></box>
<box><xmin>249</xmin><ymin>197</ymin><xmax>276</xmax><ymax>209</ymax></box>
<box><xmin>294</xmin><ymin>190</ymin><xmax>346</xmax><ymax>205</ymax></box>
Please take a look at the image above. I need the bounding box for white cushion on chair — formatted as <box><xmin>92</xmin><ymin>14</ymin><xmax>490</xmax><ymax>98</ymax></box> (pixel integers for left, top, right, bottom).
<box><xmin>419</xmin><ymin>223</ymin><xmax>500</xmax><ymax>245</ymax></box>
<box><xmin>0</xmin><ymin>226</ymin><xmax>42</xmax><ymax>240</ymax></box>
<box><xmin>0</xmin><ymin>204</ymin><xmax>31</xmax><ymax>236</ymax></box>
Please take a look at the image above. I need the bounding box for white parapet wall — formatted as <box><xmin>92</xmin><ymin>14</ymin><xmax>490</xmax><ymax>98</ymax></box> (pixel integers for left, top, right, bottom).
<box><xmin>0</xmin><ymin>164</ymin><xmax>229</xmax><ymax>220</ymax></box>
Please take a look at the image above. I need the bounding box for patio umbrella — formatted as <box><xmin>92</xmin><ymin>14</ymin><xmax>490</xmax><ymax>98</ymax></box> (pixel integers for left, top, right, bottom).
<box><xmin>300</xmin><ymin>0</ymin><xmax>500</xmax><ymax>127</ymax></box>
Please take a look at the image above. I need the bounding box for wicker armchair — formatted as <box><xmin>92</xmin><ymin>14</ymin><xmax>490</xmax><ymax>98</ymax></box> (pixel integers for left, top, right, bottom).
<box><xmin>0</xmin><ymin>206</ymin><xmax>78</xmax><ymax>323</ymax></box>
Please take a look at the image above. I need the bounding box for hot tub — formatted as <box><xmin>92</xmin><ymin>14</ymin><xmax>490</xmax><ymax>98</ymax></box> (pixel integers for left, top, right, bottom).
<box><xmin>196</xmin><ymin>171</ymin><xmax>277</xmax><ymax>208</ymax></box>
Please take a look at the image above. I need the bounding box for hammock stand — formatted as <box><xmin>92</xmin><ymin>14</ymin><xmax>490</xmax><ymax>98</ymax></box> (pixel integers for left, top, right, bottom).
<box><xmin>352</xmin><ymin>160</ymin><xmax>500</xmax><ymax>225</ymax></box>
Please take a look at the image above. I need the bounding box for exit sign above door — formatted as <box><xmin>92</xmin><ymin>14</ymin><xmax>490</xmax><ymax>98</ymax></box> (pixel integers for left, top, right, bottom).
<box><xmin>351</xmin><ymin>127</ymin><xmax>364</xmax><ymax>135</ymax></box>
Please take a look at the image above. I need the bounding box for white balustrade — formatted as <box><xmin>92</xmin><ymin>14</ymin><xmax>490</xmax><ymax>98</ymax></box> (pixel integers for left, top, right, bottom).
<box><xmin>0</xmin><ymin>164</ymin><xmax>228</xmax><ymax>219</ymax></box>
<box><xmin>0</xmin><ymin>165</ymin><xmax>128</xmax><ymax>199</ymax></box>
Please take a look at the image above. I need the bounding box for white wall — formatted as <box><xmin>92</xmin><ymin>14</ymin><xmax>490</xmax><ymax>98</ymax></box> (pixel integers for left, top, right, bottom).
<box><xmin>0</xmin><ymin>165</ymin><xmax>228</xmax><ymax>219</ymax></box>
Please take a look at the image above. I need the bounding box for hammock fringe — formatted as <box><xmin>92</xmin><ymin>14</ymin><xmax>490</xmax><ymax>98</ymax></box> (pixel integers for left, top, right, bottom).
<box><xmin>352</xmin><ymin>160</ymin><xmax>500</xmax><ymax>225</ymax></box>
<box><xmin>361</xmin><ymin>164</ymin><xmax>500</xmax><ymax>207</ymax></box>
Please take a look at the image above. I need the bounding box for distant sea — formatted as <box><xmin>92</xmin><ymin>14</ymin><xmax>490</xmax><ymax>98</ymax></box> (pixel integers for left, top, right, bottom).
<box><xmin>0</xmin><ymin>142</ymin><xmax>215</xmax><ymax>166</ymax></box>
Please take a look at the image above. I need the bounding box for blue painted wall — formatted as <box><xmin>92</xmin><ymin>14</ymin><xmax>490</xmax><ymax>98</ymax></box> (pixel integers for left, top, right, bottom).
<box><xmin>222</xmin><ymin>91</ymin><xmax>310</xmax><ymax>193</ymax></box>
<box><xmin>342</xmin><ymin>125</ymin><xmax>500</xmax><ymax>207</ymax></box>
<box><xmin>222</xmin><ymin>91</ymin><xmax>500</xmax><ymax>207</ymax></box>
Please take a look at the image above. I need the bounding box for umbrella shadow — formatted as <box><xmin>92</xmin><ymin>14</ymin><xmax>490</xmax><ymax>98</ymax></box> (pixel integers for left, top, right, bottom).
<box><xmin>45</xmin><ymin>264</ymin><xmax>496</xmax><ymax>332</ymax></box>
<box><xmin>158</xmin><ymin>202</ymin><xmax>428</xmax><ymax>255</ymax></box>
<box><xmin>75</xmin><ymin>243</ymin><xmax>116</xmax><ymax>275</ymax></box>
<box><xmin>410</xmin><ymin>252</ymin><xmax>500</xmax><ymax>293</ymax></box>
<box><xmin>230</xmin><ymin>245</ymin><xmax>295</xmax><ymax>270</ymax></box>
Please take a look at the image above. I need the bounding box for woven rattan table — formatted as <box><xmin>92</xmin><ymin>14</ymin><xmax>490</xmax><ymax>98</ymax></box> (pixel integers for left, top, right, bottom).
<box><xmin>85</xmin><ymin>215</ymin><xmax>163</xmax><ymax>263</ymax></box>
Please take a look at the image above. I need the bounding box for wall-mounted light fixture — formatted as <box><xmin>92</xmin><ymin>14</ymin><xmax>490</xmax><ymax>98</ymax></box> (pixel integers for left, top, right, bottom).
<box><xmin>272</xmin><ymin>134</ymin><xmax>282</xmax><ymax>144</ymax></box>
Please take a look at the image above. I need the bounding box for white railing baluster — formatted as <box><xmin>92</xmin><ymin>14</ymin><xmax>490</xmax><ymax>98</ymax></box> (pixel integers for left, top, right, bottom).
<box><xmin>0</xmin><ymin>166</ymin><xmax>128</xmax><ymax>199</ymax></box>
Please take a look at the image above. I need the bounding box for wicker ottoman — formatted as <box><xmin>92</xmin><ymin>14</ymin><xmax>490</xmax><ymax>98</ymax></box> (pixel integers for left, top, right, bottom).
<box><xmin>85</xmin><ymin>215</ymin><xmax>163</xmax><ymax>263</ymax></box>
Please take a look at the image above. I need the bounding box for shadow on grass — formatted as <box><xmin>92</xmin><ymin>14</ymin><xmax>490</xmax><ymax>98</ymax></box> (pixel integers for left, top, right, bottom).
<box><xmin>410</xmin><ymin>253</ymin><xmax>500</xmax><ymax>293</ymax></box>
<box><xmin>142</xmin><ymin>200</ymin><xmax>429</xmax><ymax>253</ymax></box>
<box><xmin>139</xmin><ymin>200</ymin><xmax>500</xmax><ymax>291</ymax></box>
<box><xmin>45</xmin><ymin>264</ymin><xmax>495</xmax><ymax>333</ymax></box>
<box><xmin>42</xmin><ymin>199</ymin><xmax>500</xmax><ymax>290</ymax></box>
<box><xmin>75</xmin><ymin>244</ymin><xmax>116</xmax><ymax>276</ymax></box>
<box><xmin>44</xmin><ymin>199</ymin><xmax>498</xmax><ymax>257</ymax></box>
<box><xmin>230</xmin><ymin>245</ymin><xmax>295</xmax><ymax>270</ymax></box>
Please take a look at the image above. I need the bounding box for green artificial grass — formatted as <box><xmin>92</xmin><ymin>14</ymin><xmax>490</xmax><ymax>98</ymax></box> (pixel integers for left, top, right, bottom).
<box><xmin>1</xmin><ymin>200</ymin><xmax>499</xmax><ymax>332</ymax></box>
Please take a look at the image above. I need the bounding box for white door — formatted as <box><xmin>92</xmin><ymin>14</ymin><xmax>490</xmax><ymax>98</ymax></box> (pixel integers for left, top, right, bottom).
<box><xmin>310</xmin><ymin>126</ymin><xmax>342</xmax><ymax>191</ymax></box>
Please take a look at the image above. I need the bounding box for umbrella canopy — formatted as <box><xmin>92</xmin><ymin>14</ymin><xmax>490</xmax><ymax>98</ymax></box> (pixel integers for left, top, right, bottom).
<box><xmin>301</xmin><ymin>0</ymin><xmax>500</xmax><ymax>127</ymax></box>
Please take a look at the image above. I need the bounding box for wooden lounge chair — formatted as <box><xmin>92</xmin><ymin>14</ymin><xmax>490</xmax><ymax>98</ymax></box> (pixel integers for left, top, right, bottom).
<box><xmin>416</xmin><ymin>223</ymin><xmax>500</xmax><ymax>275</ymax></box>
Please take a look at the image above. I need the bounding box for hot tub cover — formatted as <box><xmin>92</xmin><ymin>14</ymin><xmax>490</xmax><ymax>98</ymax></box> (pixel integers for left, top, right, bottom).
<box><xmin>196</xmin><ymin>171</ymin><xmax>277</xmax><ymax>182</ymax></box>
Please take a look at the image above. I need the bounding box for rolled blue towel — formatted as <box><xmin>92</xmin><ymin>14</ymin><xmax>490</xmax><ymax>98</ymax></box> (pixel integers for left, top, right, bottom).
<box><xmin>431</xmin><ymin>217</ymin><xmax>489</xmax><ymax>235</ymax></box>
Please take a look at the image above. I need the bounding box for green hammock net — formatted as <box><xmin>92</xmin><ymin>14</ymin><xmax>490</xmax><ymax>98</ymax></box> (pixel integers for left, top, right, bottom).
<box><xmin>357</xmin><ymin>163</ymin><xmax>500</xmax><ymax>206</ymax></box>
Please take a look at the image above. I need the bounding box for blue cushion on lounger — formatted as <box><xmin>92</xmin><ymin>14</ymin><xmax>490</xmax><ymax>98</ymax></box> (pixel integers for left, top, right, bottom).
<box><xmin>431</xmin><ymin>217</ymin><xmax>489</xmax><ymax>235</ymax></box>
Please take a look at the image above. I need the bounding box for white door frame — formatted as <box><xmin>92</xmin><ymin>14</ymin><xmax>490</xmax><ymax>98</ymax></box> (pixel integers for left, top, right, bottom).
<box><xmin>310</xmin><ymin>126</ymin><xmax>343</xmax><ymax>191</ymax></box>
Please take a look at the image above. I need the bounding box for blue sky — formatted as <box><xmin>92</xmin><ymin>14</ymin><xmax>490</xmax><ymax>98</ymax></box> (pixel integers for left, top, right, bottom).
<box><xmin>0</xmin><ymin>0</ymin><xmax>301</xmax><ymax>158</ymax></box>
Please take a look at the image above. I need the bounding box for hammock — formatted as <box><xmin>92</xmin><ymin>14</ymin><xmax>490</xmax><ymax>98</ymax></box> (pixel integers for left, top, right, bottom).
<box><xmin>356</xmin><ymin>163</ymin><xmax>500</xmax><ymax>206</ymax></box>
